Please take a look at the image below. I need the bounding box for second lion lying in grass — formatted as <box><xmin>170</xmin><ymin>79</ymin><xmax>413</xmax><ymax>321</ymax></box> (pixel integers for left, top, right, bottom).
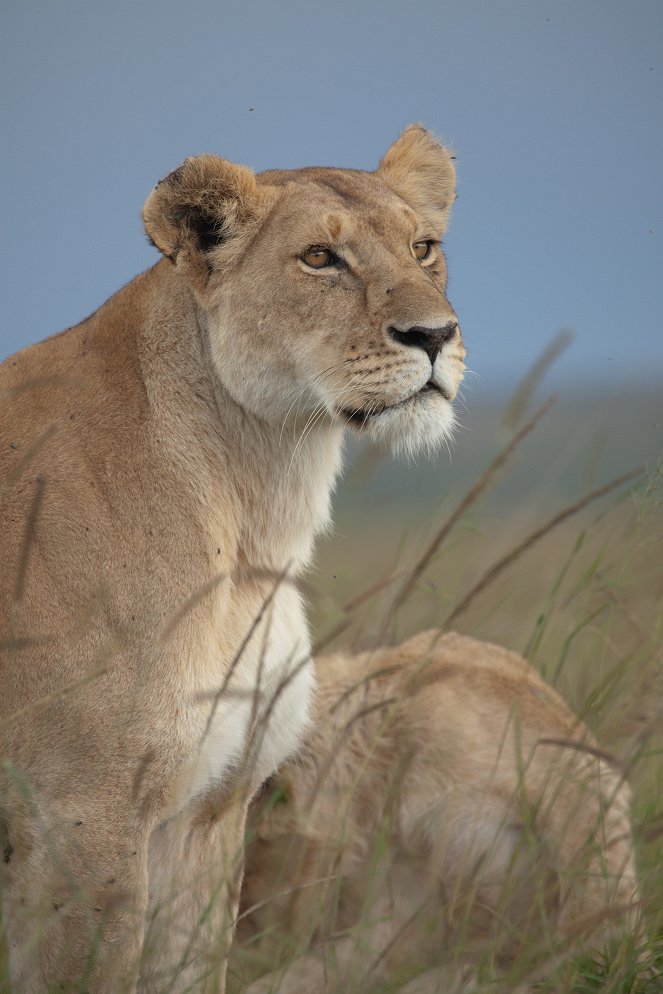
<box><xmin>234</xmin><ymin>630</ymin><xmax>641</xmax><ymax>993</ymax></box>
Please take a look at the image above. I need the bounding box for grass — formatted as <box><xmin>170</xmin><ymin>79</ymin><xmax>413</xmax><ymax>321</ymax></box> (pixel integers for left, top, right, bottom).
<box><xmin>227</xmin><ymin>382</ymin><xmax>663</xmax><ymax>992</ymax></box>
<box><xmin>2</xmin><ymin>370</ymin><xmax>662</xmax><ymax>993</ymax></box>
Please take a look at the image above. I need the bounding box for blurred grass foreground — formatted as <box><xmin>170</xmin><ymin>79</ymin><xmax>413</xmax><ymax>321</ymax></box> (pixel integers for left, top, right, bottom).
<box><xmin>293</xmin><ymin>374</ymin><xmax>663</xmax><ymax>990</ymax></box>
<box><xmin>232</xmin><ymin>366</ymin><xmax>663</xmax><ymax>991</ymax></box>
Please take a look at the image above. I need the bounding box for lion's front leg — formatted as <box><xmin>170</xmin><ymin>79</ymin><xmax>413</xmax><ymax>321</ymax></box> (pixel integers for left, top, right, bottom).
<box><xmin>1</xmin><ymin>799</ymin><xmax>149</xmax><ymax>994</ymax></box>
<box><xmin>140</xmin><ymin>793</ymin><xmax>247</xmax><ymax>994</ymax></box>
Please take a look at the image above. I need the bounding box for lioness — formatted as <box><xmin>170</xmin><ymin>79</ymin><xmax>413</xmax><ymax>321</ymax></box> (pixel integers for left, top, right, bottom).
<box><xmin>0</xmin><ymin>126</ymin><xmax>465</xmax><ymax>993</ymax></box>
<box><xmin>238</xmin><ymin>631</ymin><xmax>641</xmax><ymax>994</ymax></box>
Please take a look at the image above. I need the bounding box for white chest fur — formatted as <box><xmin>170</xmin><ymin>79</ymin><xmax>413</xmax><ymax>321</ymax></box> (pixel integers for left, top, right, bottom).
<box><xmin>169</xmin><ymin>420</ymin><xmax>343</xmax><ymax>813</ymax></box>
<box><xmin>174</xmin><ymin>577</ymin><xmax>315</xmax><ymax>811</ymax></box>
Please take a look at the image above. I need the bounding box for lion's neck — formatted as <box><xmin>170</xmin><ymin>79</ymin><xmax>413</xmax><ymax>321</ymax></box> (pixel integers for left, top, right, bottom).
<box><xmin>221</xmin><ymin>401</ymin><xmax>345</xmax><ymax>573</ymax></box>
<box><xmin>196</xmin><ymin>312</ymin><xmax>345</xmax><ymax>574</ymax></box>
<box><xmin>138</xmin><ymin>263</ymin><xmax>344</xmax><ymax>576</ymax></box>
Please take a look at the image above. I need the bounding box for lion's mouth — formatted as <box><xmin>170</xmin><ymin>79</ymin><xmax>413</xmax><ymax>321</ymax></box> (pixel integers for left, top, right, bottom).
<box><xmin>341</xmin><ymin>380</ymin><xmax>449</xmax><ymax>427</ymax></box>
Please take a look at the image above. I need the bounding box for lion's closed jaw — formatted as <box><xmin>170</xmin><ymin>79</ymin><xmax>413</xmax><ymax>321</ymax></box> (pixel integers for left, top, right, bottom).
<box><xmin>339</xmin><ymin>379</ymin><xmax>456</xmax><ymax>456</ymax></box>
<box><xmin>362</xmin><ymin>388</ymin><xmax>458</xmax><ymax>459</ymax></box>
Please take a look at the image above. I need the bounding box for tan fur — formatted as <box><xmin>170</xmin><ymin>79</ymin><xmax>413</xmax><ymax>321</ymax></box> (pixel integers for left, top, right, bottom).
<box><xmin>0</xmin><ymin>127</ymin><xmax>464</xmax><ymax>993</ymax></box>
<box><xmin>239</xmin><ymin>631</ymin><xmax>641</xmax><ymax>993</ymax></box>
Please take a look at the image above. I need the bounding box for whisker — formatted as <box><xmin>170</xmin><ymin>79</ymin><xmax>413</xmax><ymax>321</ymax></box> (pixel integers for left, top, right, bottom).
<box><xmin>286</xmin><ymin>368</ymin><xmax>378</xmax><ymax>472</ymax></box>
<box><xmin>278</xmin><ymin>360</ymin><xmax>355</xmax><ymax>443</ymax></box>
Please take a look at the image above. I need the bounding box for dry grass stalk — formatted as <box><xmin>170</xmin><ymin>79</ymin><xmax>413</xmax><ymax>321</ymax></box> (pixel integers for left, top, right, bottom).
<box><xmin>444</xmin><ymin>466</ymin><xmax>643</xmax><ymax>628</ymax></box>
<box><xmin>391</xmin><ymin>396</ymin><xmax>556</xmax><ymax>612</ymax></box>
<box><xmin>501</xmin><ymin>328</ymin><xmax>574</xmax><ymax>432</ymax></box>
<box><xmin>314</xmin><ymin>398</ymin><xmax>556</xmax><ymax>653</ymax></box>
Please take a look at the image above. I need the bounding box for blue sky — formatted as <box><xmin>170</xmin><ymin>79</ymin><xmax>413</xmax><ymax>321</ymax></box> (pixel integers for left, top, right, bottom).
<box><xmin>2</xmin><ymin>0</ymin><xmax>662</xmax><ymax>395</ymax></box>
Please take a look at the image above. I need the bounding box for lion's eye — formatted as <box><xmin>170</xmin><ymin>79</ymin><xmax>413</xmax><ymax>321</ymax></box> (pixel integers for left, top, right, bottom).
<box><xmin>301</xmin><ymin>246</ymin><xmax>336</xmax><ymax>269</ymax></box>
<box><xmin>413</xmin><ymin>240</ymin><xmax>434</xmax><ymax>261</ymax></box>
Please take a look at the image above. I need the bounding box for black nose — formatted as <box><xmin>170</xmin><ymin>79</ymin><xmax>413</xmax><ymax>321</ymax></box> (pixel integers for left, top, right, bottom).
<box><xmin>389</xmin><ymin>321</ymin><xmax>458</xmax><ymax>364</ymax></box>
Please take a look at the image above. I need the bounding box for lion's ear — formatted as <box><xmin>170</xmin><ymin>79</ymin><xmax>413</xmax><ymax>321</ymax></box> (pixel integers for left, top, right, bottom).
<box><xmin>143</xmin><ymin>155</ymin><xmax>270</xmax><ymax>290</ymax></box>
<box><xmin>377</xmin><ymin>125</ymin><xmax>456</xmax><ymax>235</ymax></box>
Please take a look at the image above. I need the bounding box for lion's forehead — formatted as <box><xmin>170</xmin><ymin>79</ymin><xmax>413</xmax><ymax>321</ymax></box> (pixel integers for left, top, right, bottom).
<box><xmin>256</xmin><ymin>168</ymin><xmax>420</xmax><ymax>254</ymax></box>
<box><xmin>258</xmin><ymin>164</ymin><xmax>387</xmax><ymax>199</ymax></box>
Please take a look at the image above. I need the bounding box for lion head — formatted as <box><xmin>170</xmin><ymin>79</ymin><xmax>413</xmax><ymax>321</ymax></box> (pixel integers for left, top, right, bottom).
<box><xmin>143</xmin><ymin>125</ymin><xmax>465</xmax><ymax>457</ymax></box>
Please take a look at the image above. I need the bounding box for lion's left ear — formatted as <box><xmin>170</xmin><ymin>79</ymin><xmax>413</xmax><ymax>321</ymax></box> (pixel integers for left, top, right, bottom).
<box><xmin>377</xmin><ymin>125</ymin><xmax>456</xmax><ymax>236</ymax></box>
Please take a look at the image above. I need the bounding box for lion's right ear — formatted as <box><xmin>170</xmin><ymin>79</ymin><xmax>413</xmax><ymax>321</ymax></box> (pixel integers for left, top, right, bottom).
<box><xmin>377</xmin><ymin>125</ymin><xmax>456</xmax><ymax>236</ymax></box>
<box><xmin>143</xmin><ymin>155</ymin><xmax>270</xmax><ymax>291</ymax></box>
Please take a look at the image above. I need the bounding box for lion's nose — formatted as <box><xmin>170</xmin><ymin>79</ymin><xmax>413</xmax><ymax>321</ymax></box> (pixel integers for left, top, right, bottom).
<box><xmin>388</xmin><ymin>321</ymin><xmax>458</xmax><ymax>365</ymax></box>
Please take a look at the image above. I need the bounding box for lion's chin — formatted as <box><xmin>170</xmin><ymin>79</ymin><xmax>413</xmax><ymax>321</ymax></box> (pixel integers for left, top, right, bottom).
<box><xmin>343</xmin><ymin>389</ymin><xmax>456</xmax><ymax>459</ymax></box>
